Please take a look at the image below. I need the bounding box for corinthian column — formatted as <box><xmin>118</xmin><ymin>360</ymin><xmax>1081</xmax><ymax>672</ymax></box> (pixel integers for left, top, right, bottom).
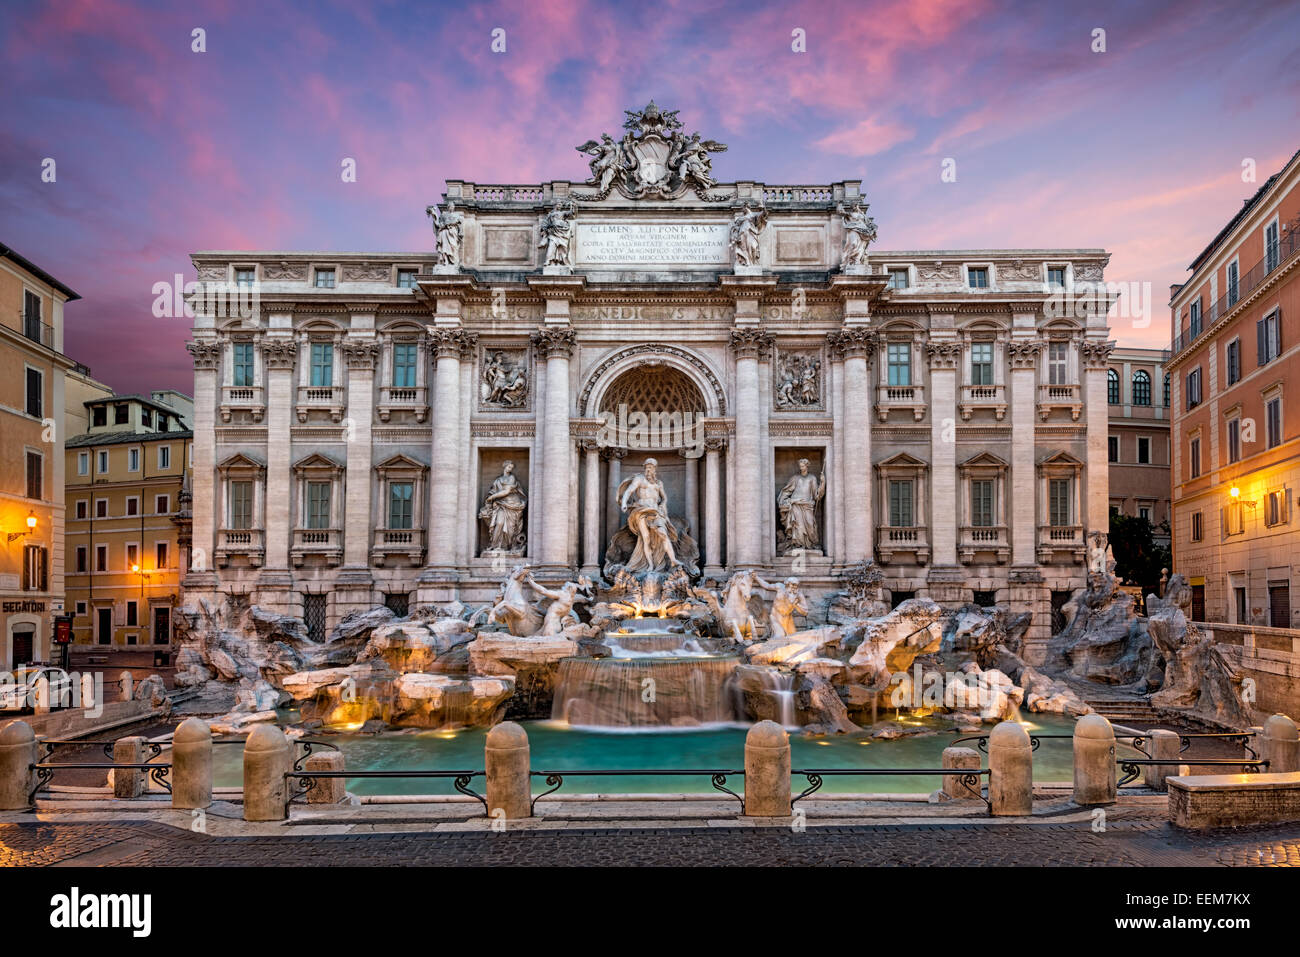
<box><xmin>926</xmin><ymin>336</ymin><xmax>962</xmax><ymax>567</ymax></box>
<box><xmin>425</xmin><ymin>328</ymin><xmax>475</xmax><ymax>576</ymax></box>
<box><xmin>703</xmin><ymin>436</ymin><xmax>726</xmax><ymax>575</ymax></box>
<box><xmin>730</xmin><ymin>328</ymin><xmax>771</xmax><ymax>568</ymax></box>
<box><xmin>340</xmin><ymin>338</ymin><xmax>379</xmax><ymax>569</ymax></box>
<box><xmin>581</xmin><ymin>439</ymin><xmax>602</xmax><ymax>575</ymax></box>
<box><xmin>1008</xmin><ymin>335</ymin><xmax>1043</xmax><ymax>567</ymax></box>
<box><xmin>829</xmin><ymin>326</ymin><xmax>878</xmax><ymax>563</ymax></box>
<box><xmin>1081</xmin><ymin>338</ymin><xmax>1115</xmax><ymax>534</ymax></box>
<box><xmin>532</xmin><ymin>326</ymin><xmax>576</xmax><ymax>570</ymax></box>
<box><xmin>261</xmin><ymin>336</ymin><xmax>299</xmax><ymax>571</ymax></box>
<box><xmin>184</xmin><ymin>339</ymin><xmax>221</xmax><ymax>584</ymax></box>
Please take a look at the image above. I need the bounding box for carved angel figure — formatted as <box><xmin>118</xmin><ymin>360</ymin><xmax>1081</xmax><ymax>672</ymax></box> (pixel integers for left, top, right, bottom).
<box><xmin>575</xmin><ymin>133</ymin><xmax>626</xmax><ymax>194</ymax></box>
<box><xmin>729</xmin><ymin>202</ymin><xmax>767</xmax><ymax>268</ymax></box>
<box><xmin>668</xmin><ymin>131</ymin><xmax>727</xmax><ymax>190</ymax></box>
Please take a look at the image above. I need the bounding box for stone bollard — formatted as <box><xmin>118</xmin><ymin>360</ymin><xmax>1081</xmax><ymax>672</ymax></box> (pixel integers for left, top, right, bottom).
<box><xmin>744</xmin><ymin>720</ymin><xmax>791</xmax><ymax>817</ymax></box>
<box><xmin>0</xmin><ymin>721</ymin><xmax>37</xmax><ymax>810</ymax></box>
<box><xmin>988</xmin><ymin>721</ymin><xmax>1033</xmax><ymax>816</ymax></box>
<box><xmin>171</xmin><ymin>718</ymin><xmax>212</xmax><ymax>810</ymax></box>
<box><xmin>1073</xmin><ymin>714</ymin><xmax>1117</xmax><ymax>806</ymax></box>
<box><xmin>1262</xmin><ymin>714</ymin><xmax>1300</xmax><ymax>773</ymax></box>
<box><xmin>32</xmin><ymin>675</ymin><xmax>49</xmax><ymax>715</ymax></box>
<box><xmin>113</xmin><ymin>736</ymin><xmax>145</xmax><ymax>798</ymax></box>
<box><xmin>243</xmin><ymin>723</ymin><xmax>291</xmax><ymax>821</ymax></box>
<box><xmin>80</xmin><ymin>673</ymin><xmax>97</xmax><ymax>713</ymax></box>
<box><xmin>304</xmin><ymin>751</ymin><xmax>347</xmax><ymax>804</ymax></box>
<box><xmin>1142</xmin><ymin>729</ymin><xmax>1182</xmax><ymax>792</ymax></box>
<box><xmin>485</xmin><ymin>721</ymin><xmax>531</xmax><ymax>819</ymax></box>
<box><xmin>119</xmin><ymin>671</ymin><xmax>133</xmax><ymax>703</ymax></box>
<box><xmin>940</xmin><ymin>746</ymin><xmax>982</xmax><ymax>800</ymax></box>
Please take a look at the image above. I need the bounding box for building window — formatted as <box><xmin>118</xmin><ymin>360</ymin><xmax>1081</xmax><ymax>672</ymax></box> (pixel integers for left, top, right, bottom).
<box><xmin>126</xmin><ymin>496</ymin><xmax>139</xmax><ymax>517</ymax></box>
<box><xmin>77</xmin><ymin>451</ymin><xmax>89</xmax><ymax>475</ymax></box>
<box><xmin>25</xmin><ymin>451</ymin><xmax>42</xmax><ymax>500</ymax></box>
<box><xmin>158</xmin><ymin>415</ymin><xmax>169</xmax><ymax>432</ymax></box>
<box><xmin>967</xmin><ymin>266</ymin><xmax>989</xmax><ymax>288</ymax></box>
<box><xmin>970</xmin><ymin>343</ymin><xmax>993</xmax><ymax>385</ymax></box>
<box><xmin>306</xmin><ymin>481</ymin><xmax>332</xmax><ymax>529</ymax></box>
<box><xmin>75</xmin><ymin>546</ymin><xmax>87</xmax><ymax>574</ymax></box>
<box><xmin>1189</xmin><ymin>299</ymin><xmax>1202</xmax><ymax>338</ymax></box>
<box><xmin>1226</xmin><ymin>338</ymin><xmax>1240</xmax><ymax>385</ymax></box>
<box><xmin>314</xmin><ymin>268</ymin><xmax>336</xmax><ymax>289</ymax></box>
<box><xmin>92</xmin><ymin>405</ymin><xmax>107</xmax><ymax>428</ymax></box>
<box><xmin>235</xmin><ymin>268</ymin><xmax>256</xmax><ymax>287</ymax></box>
<box><xmin>126</xmin><ymin>543</ymin><xmax>138</xmax><ymax>570</ymax></box>
<box><xmin>158</xmin><ymin>445</ymin><xmax>171</xmax><ymax>470</ymax></box>
<box><xmin>1185</xmin><ymin>368</ymin><xmax>1202</xmax><ymax>408</ymax></box>
<box><xmin>141</xmin><ymin>409</ymin><xmax>152</xmax><ymax>428</ymax></box>
<box><xmin>23</xmin><ymin>290</ymin><xmax>42</xmax><ymax>342</ymax></box>
<box><xmin>95</xmin><ymin>544</ymin><xmax>108</xmax><ymax>571</ymax></box>
<box><xmin>1107</xmin><ymin>436</ymin><xmax>1119</xmax><ymax>462</ymax></box>
<box><xmin>393</xmin><ymin>343</ymin><xmax>418</xmax><ymax>388</ymax></box>
<box><xmin>1227</xmin><ymin>418</ymin><xmax>1241</xmax><ymax>464</ymax></box>
<box><xmin>1266</xmin><ymin>221</ymin><xmax>1280</xmax><ymax>272</ymax></box>
<box><xmin>1048</xmin><ymin>478</ymin><xmax>1072</xmax><ymax>526</ymax></box>
<box><xmin>1138</xmin><ymin>504</ymin><xmax>1152</xmax><ymax>522</ymax></box>
<box><xmin>127</xmin><ymin>447</ymin><xmax>140</xmax><ymax>472</ymax></box>
<box><xmin>233</xmin><ymin>341</ymin><xmax>255</xmax><ymax>387</ymax></box>
<box><xmin>970</xmin><ymin>479</ymin><xmax>995</xmax><ymax>526</ymax></box>
<box><xmin>1269</xmin><ymin>582</ymin><xmax>1290</xmax><ymax>628</ymax></box>
<box><xmin>114</xmin><ymin>404</ymin><xmax>129</xmax><ymax>425</ymax></box>
<box><xmin>1225</xmin><ymin>502</ymin><xmax>1245</xmax><ymax>536</ymax></box>
<box><xmin>1163</xmin><ymin>373</ymin><xmax>1170</xmax><ymax>407</ymax></box>
<box><xmin>97</xmin><ymin>450</ymin><xmax>109</xmax><ymax>473</ymax></box>
<box><xmin>1191</xmin><ymin>511</ymin><xmax>1203</xmax><ymax>542</ymax></box>
<box><xmin>1047</xmin><ymin>266</ymin><xmax>1066</xmax><ymax>288</ymax></box>
<box><xmin>22</xmin><ymin>545</ymin><xmax>47</xmax><ymax>592</ymax></box>
<box><xmin>887</xmin><ymin>268</ymin><xmax>909</xmax><ymax>290</ymax></box>
<box><xmin>310</xmin><ymin>342</ymin><xmax>334</xmax><ymax>387</ymax></box>
<box><xmin>1258</xmin><ymin>310</ymin><xmax>1281</xmax><ymax>365</ymax></box>
<box><xmin>303</xmin><ymin>594</ymin><xmax>327</xmax><ymax>643</ymax></box>
<box><xmin>1227</xmin><ymin>260</ymin><xmax>1239</xmax><ymax>306</ymax></box>
<box><xmin>1047</xmin><ymin>342</ymin><xmax>1068</xmax><ymax>385</ymax></box>
<box><xmin>888</xmin><ymin>479</ymin><xmax>914</xmax><ymax>527</ymax></box>
<box><xmin>397</xmin><ymin>269</ymin><xmax>418</xmax><ymax>288</ymax></box>
<box><xmin>25</xmin><ymin>368</ymin><xmax>42</xmax><ymax>418</ymax></box>
<box><xmin>1267</xmin><ymin>396</ymin><xmax>1283</xmax><ymax>449</ymax></box>
<box><xmin>126</xmin><ymin>601</ymin><xmax>138</xmax><ymax>627</ymax></box>
<box><xmin>75</xmin><ymin>601</ymin><xmax>87</xmax><ymax>616</ymax></box>
<box><xmin>1107</xmin><ymin>369</ymin><xmax>1119</xmax><ymax>404</ymax></box>
<box><xmin>75</xmin><ymin>500</ymin><xmax>87</xmax><ymax>519</ymax></box>
<box><xmin>1189</xmin><ymin>437</ymin><xmax>1201</xmax><ymax>478</ymax></box>
<box><xmin>1266</xmin><ymin>489</ymin><xmax>1290</xmax><ymax>528</ymax></box>
<box><xmin>1132</xmin><ymin>370</ymin><xmax>1151</xmax><ymax>405</ymax></box>
<box><xmin>95</xmin><ymin>499</ymin><xmax>108</xmax><ymax>519</ymax></box>
<box><xmin>156</xmin><ymin>541</ymin><xmax>169</xmax><ymax>568</ymax></box>
<box><xmin>388</xmin><ymin>482</ymin><xmax>414</xmax><ymax>529</ymax></box>
<box><xmin>156</xmin><ymin>494</ymin><xmax>169</xmax><ymax>514</ymax></box>
<box><xmin>1137</xmin><ymin>436</ymin><xmax>1151</xmax><ymax>464</ymax></box>
<box><xmin>886</xmin><ymin>343</ymin><xmax>911</xmax><ymax>386</ymax></box>
<box><xmin>229</xmin><ymin>480</ymin><xmax>253</xmax><ymax>529</ymax></box>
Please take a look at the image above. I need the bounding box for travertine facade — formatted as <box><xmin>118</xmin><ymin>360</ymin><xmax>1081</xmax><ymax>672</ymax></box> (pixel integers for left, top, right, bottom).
<box><xmin>184</xmin><ymin>104</ymin><xmax>1113</xmax><ymax>651</ymax></box>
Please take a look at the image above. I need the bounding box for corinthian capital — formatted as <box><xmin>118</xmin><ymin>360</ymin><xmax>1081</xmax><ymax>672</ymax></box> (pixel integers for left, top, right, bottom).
<box><xmin>1007</xmin><ymin>337</ymin><xmax>1043</xmax><ymax>369</ymax></box>
<box><xmin>729</xmin><ymin>327</ymin><xmax>773</xmax><ymax>360</ymax></box>
<box><xmin>185</xmin><ymin>339</ymin><xmax>222</xmax><ymax>371</ymax></box>
<box><xmin>340</xmin><ymin>338</ymin><xmax>381</xmax><ymax>370</ymax></box>
<box><xmin>924</xmin><ymin>339</ymin><xmax>962</xmax><ymax>369</ymax></box>
<box><xmin>827</xmin><ymin>325</ymin><xmax>880</xmax><ymax>359</ymax></box>
<box><xmin>262</xmin><ymin>338</ymin><xmax>298</xmax><ymax>370</ymax></box>
<box><xmin>426</xmin><ymin>327</ymin><xmax>477</xmax><ymax>360</ymax></box>
<box><xmin>530</xmin><ymin>325</ymin><xmax>576</xmax><ymax>359</ymax></box>
<box><xmin>1080</xmin><ymin>339</ymin><xmax>1115</xmax><ymax>369</ymax></box>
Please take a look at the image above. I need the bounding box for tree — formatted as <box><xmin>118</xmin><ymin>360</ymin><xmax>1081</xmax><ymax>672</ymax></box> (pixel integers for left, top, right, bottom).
<box><xmin>1107</xmin><ymin>513</ymin><xmax>1172</xmax><ymax>599</ymax></box>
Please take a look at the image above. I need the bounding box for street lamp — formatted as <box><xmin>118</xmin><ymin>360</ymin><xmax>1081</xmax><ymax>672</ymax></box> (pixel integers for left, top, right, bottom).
<box><xmin>1229</xmin><ymin>485</ymin><xmax>1257</xmax><ymax>508</ymax></box>
<box><xmin>6</xmin><ymin>511</ymin><xmax>36</xmax><ymax>543</ymax></box>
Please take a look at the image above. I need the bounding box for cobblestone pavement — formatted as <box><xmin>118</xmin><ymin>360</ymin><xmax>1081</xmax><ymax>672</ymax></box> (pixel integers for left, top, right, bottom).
<box><xmin>3</xmin><ymin>819</ymin><xmax>1299</xmax><ymax>866</ymax></box>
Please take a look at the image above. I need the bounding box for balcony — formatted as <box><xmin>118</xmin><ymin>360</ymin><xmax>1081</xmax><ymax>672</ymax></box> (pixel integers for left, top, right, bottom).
<box><xmin>958</xmin><ymin>525</ymin><xmax>1009</xmax><ymax>564</ymax></box>
<box><xmin>876</xmin><ymin>526</ymin><xmax>930</xmax><ymax>565</ymax></box>
<box><xmin>22</xmin><ymin>316</ymin><xmax>54</xmax><ymax>348</ymax></box>
<box><xmin>377</xmin><ymin>385</ymin><xmax>429</xmax><ymax>423</ymax></box>
<box><xmin>1036</xmin><ymin>524</ymin><xmax>1085</xmax><ymax>564</ymax></box>
<box><xmin>959</xmin><ymin>383</ymin><xmax>1007</xmax><ymax>421</ymax></box>
<box><xmin>875</xmin><ymin>383</ymin><xmax>926</xmax><ymax>422</ymax></box>
<box><xmin>220</xmin><ymin>384</ymin><xmax>265</xmax><ymax>423</ymax></box>
<box><xmin>1037</xmin><ymin>383</ymin><xmax>1082</xmax><ymax>421</ymax></box>
<box><xmin>292</xmin><ymin>527</ymin><xmax>342</xmax><ymax>566</ymax></box>
<box><xmin>215</xmin><ymin>528</ymin><xmax>264</xmax><ymax>567</ymax></box>
<box><xmin>296</xmin><ymin>385</ymin><xmax>345</xmax><ymax>423</ymax></box>
<box><xmin>371</xmin><ymin>527</ymin><xmax>425</xmax><ymax>566</ymax></box>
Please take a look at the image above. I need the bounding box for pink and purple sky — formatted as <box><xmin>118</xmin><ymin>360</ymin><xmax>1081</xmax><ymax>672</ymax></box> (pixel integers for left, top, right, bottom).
<box><xmin>2</xmin><ymin>0</ymin><xmax>1298</xmax><ymax>395</ymax></box>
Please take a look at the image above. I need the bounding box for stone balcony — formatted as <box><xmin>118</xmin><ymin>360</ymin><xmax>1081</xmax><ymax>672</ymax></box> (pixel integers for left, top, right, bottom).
<box><xmin>371</xmin><ymin>527</ymin><xmax>425</xmax><ymax>566</ymax></box>
<box><xmin>296</xmin><ymin>385</ymin><xmax>346</xmax><ymax>423</ymax></box>
<box><xmin>958</xmin><ymin>525</ymin><xmax>1010</xmax><ymax>564</ymax></box>
<box><xmin>377</xmin><ymin>385</ymin><xmax>429</xmax><ymax>423</ymax></box>
<box><xmin>1037</xmin><ymin>383</ymin><xmax>1082</xmax><ymax>421</ymax></box>
<box><xmin>215</xmin><ymin>528</ymin><xmax>264</xmax><ymax>567</ymax></box>
<box><xmin>876</xmin><ymin>525</ymin><xmax>930</xmax><ymax>564</ymax></box>
<box><xmin>219</xmin><ymin>385</ymin><xmax>265</xmax><ymax>423</ymax></box>
<box><xmin>1036</xmin><ymin>524</ymin><xmax>1085</xmax><ymax>564</ymax></box>
<box><xmin>875</xmin><ymin>384</ymin><xmax>926</xmax><ymax>422</ymax></box>
<box><xmin>959</xmin><ymin>383</ymin><xmax>1007</xmax><ymax>421</ymax></box>
<box><xmin>291</xmin><ymin>528</ymin><xmax>342</xmax><ymax>566</ymax></box>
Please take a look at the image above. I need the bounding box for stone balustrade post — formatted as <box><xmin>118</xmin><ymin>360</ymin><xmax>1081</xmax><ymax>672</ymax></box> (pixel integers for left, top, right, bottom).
<box><xmin>171</xmin><ymin>717</ymin><xmax>212</xmax><ymax>810</ymax></box>
<box><xmin>243</xmin><ymin>723</ymin><xmax>292</xmax><ymax>821</ymax></box>
<box><xmin>1142</xmin><ymin>728</ymin><xmax>1182</xmax><ymax>792</ymax></box>
<box><xmin>485</xmin><ymin>721</ymin><xmax>531</xmax><ymax>819</ymax></box>
<box><xmin>1072</xmin><ymin>714</ymin><xmax>1117</xmax><ymax>806</ymax></box>
<box><xmin>744</xmin><ymin>720</ymin><xmax>791</xmax><ymax>817</ymax></box>
<box><xmin>113</xmin><ymin>735</ymin><xmax>146</xmax><ymax>798</ymax></box>
<box><xmin>0</xmin><ymin>721</ymin><xmax>37</xmax><ymax>810</ymax></box>
<box><xmin>1263</xmin><ymin>713</ymin><xmax>1300</xmax><ymax>773</ymax></box>
<box><xmin>119</xmin><ymin>671</ymin><xmax>133</xmax><ymax>703</ymax></box>
<box><xmin>940</xmin><ymin>746</ymin><xmax>982</xmax><ymax>800</ymax></box>
<box><xmin>989</xmin><ymin>720</ymin><xmax>1033</xmax><ymax>816</ymax></box>
<box><xmin>304</xmin><ymin>751</ymin><xmax>347</xmax><ymax>804</ymax></box>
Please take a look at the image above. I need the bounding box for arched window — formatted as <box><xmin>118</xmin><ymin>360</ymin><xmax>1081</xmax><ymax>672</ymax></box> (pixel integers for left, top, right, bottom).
<box><xmin>1107</xmin><ymin>369</ymin><xmax>1120</xmax><ymax>404</ymax></box>
<box><xmin>1163</xmin><ymin>373</ymin><xmax>1170</xmax><ymax>407</ymax></box>
<box><xmin>1132</xmin><ymin>369</ymin><xmax>1151</xmax><ymax>406</ymax></box>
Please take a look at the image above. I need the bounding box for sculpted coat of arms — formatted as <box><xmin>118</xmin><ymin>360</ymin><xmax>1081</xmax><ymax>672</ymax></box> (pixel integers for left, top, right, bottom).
<box><xmin>575</xmin><ymin>101</ymin><xmax>729</xmax><ymax>201</ymax></box>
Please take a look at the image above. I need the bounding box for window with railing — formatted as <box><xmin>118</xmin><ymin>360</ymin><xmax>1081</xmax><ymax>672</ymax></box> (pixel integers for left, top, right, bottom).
<box><xmin>1047</xmin><ymin>342</ymin><xmax>1068</xmax><ymax>385</ymax></box>
<box><xmin>888</xmin><ymin>479</ymin><xmax>914</xmax><ymax>526</ymax></box>
<box><xmin>232</xmin><ymin>341</ymin><xmax>255</xmax><ymax>386</ymax></box>
<box><xmin>1266</xmin><ymin>222</ymin><xmax>1280</xmax><ymax>272</ymax></box>
<box><xmin>1189</xmin><ymin>299</ymin><xmax>1202</xmax><ymax>338</ymax></box>
<box><xmin>970</xmin><ymin>479</ymin><xmax>995</xmax><ymax>526</ymax></box>
<box><xmin>388</xmin><ymin>482</ymin><xmax>413</xmax><ymax>529</ymax></box>
<box><xmin>970</xmin><ymin>343</ymin><xmax>993</xmax><ymax>385</ymax></box>
<box><xmin>886</xmin><ymin>343</ymin><xmax>911</xmax><ymax>386</ymax></box>
<box><xmin>229</xmin><ymin>480</ymin><xmax>253</xmax><ymax>529</ymax></box>
<box><xmin>310</xmin><ymin>342</ymin><xmax>333</xmax><ymax>387</ymax></box>
<box><xmin>393</xmin><ymin>342</ymin><xmax>417</xmax><ymax>388</ymax></box>
<box><xmin>1048</xmin><ymin>478</ymin><xmax>1072</xmax><ymax>526</ymax></box>
<box><xmin>1227</xmin><ymin>260</ymin><xmax>1239</xmax><ymax>306</ymax></box>
<box><xmin>306</xmin><ymin>481</ymin><xmax>332</xmax><ymax>529</ymax></box>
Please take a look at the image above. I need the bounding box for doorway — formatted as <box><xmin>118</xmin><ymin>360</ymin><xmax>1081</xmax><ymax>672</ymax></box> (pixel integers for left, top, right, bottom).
<box><xmin>97</xmin><ymin>607</ymin><xmax>112</xmax><ymax>645</ymax></box>
<box><xmin>153</xmin><ymin>607</ymin><xmax>171</xmax><ymax>645</ymax></box>
<box><xmin>11</xmin><ymin>627</ymin><xmax>34</xmax><ymax>667</ymax></box>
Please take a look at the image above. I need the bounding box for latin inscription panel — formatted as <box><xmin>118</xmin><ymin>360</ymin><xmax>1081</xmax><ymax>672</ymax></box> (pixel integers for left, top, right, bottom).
<box><xmin>575</xmin><ymin>222</ymin><xmax>730</xmax><ymax>266</ymax></box>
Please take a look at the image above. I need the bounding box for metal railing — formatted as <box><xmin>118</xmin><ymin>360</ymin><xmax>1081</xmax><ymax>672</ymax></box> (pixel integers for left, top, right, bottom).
<box><xmin>30</xmin><ymin>739</ymin><xmax>172</xmax><ymax>804</ymax></box>
<box><xmin>529</xmin><ymin>769</ymin><xmax>745</xmax><ymax>813</ymax></box>
<box><xmin>1115</xmin><ymin>730</ymin><xmax>1265</xmax><ymax>786</ymax></box>
<box><xmin>791</xmin><ymin>768</ymin><xmax>992</xmax><ymax>813</ymax></box>
<box><xmin>285</xmin><ymin>769</ymin><xmax>487</xmax><ymax>814</ymax></box>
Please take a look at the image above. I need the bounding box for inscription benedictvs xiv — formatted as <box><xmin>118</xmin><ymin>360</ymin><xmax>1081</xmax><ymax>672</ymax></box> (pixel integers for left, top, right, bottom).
<box><xmin>576</xmin><ymin>222</ymin><xmax>730</xmax><ymax>265</ymax></box>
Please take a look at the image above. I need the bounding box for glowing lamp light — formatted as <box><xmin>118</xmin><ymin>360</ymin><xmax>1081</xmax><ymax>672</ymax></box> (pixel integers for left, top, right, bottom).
<box><xmin>1230</xmin><ymin>486</ymin><xmax>1241</xmax><ymax>499</ymax></box>
<box><xmin>25</xmin><ymin>512</ymin><xmax>36</xmax><ymax>530</ymax></box>
<box><xmin>131</xmin><ymin>563</ymin><xmax>141</xmax><ymax>573</ymax></box>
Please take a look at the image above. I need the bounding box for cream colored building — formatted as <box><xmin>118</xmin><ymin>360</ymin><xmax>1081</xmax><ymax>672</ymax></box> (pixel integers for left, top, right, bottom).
<box><xmin>65</xmin><ymin>392</ymin><xmax>193</xmax><ymax>651</ymax></box>
<box><xmin>1106</xmin><ymin>346</ymin><xmax>1171</xmax><ymax>544</ymax></box>
<box><xmin>183</xmin><ymin>104</ymin><xmax>1113</xmax><ymax>655</ymax></box>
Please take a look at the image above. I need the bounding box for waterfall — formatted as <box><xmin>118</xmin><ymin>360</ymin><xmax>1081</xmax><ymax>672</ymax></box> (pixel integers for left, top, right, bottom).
<box><xmin>552</xmin><ymin>655</ymin><xmax>741</xmax><ymax>728</ymax></box>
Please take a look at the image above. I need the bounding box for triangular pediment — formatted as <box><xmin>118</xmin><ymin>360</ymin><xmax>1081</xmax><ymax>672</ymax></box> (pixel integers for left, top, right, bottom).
<box><xmin>1039</xmin><ymin>449</ymin><xmax>1084</xmax><ymax>467</ymax></box>
<box><xmin>216</xmin><ymin>452</ymin><xmax>265</xmax><ymax>471</ymax></box>
<box><xmin>878</xmin><ymin>451</ymin><xmax>928</xmax><ymax>468</ymax></box>
<box><xmin>960</xmin><ymin>451</ymin><xmax>1008</xmax><ymax>469</ymax></box>
<box><xmin>374</xmin><ymin>453</ymin><xmax>427</xmax><ymax>472</ymax></box>
<box><xmin>292</xmin><ymin>452</ymin><xmax>343</xmax><ymax>472</ymax></box>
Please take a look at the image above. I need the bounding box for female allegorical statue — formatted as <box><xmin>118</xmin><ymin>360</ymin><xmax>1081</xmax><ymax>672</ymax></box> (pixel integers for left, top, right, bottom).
<box><xmin>480</xmin><ymin>461</ymin><xmax>527</xmax><ymax>554</ymax></box>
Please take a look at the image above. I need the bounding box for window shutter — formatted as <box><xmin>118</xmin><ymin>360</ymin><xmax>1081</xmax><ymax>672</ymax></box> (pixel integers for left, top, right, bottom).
<box><xmin>1258</xmin><ymin>319</ymin><xmax>1267</xmax><ymax>365</ymax></box>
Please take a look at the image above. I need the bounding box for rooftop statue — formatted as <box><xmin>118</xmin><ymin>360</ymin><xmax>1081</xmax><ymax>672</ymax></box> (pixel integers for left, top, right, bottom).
<box><xmin>576</xmin><ymin>101</ymin><xmax>729</xmax><ymax>201</ymax></box>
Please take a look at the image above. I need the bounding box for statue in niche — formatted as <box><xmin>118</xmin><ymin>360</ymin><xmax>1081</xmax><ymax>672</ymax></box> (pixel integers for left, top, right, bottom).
<box><xmin>426</xmin><ymin>202</ymin><xmax>464</xmax><ymax>267</ymax></box>
<box><xmin>775</xmin><ymin>352</ymin><xmax>821</xmax><ymax>408</ymax></box>
<box><xmin>480</xmin><ymin>351</ymin><xmax>528</xmax><ymax>408</ymax></box>
<box><xmin>603</xmin><ymin>457</ymin><xmax>700</xmax><ymax>581</ymax></box>
<box><xmin>538</xmin><ymin>202</ymin><xmax>575</xmax><ymax>267</ymax></box>
<box><xmin>837</xmin><ymin>201</ymin><xmax>878</xmax><ymax>267</ymax></box>
<box><xmin>485</xmin><ymin>565</ymin><xmax>542</xmax><ymax>636</ymax></box>
<box><xmin>777</xmin><ymin>459</ymin><xmax>826</xmax><ymax>553</ymax></box>
<box><xmin>479</xmin><ymin>461</ymin><xmax>527</xmax><ymax>554</ymax></box>
<box><xmin>729</xmin><ymin>202</ymin><xmax>767</xmax><ymax>268</ymax></box>
<box><xmin>757</xmin><ymin>576</ymin><xmax>809</xmax><ymax>640</ymax></box>
<box><xmin>525</xmin><ymin>573</ymin><xmax>593</xmax><ymax>636</ymax></box>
